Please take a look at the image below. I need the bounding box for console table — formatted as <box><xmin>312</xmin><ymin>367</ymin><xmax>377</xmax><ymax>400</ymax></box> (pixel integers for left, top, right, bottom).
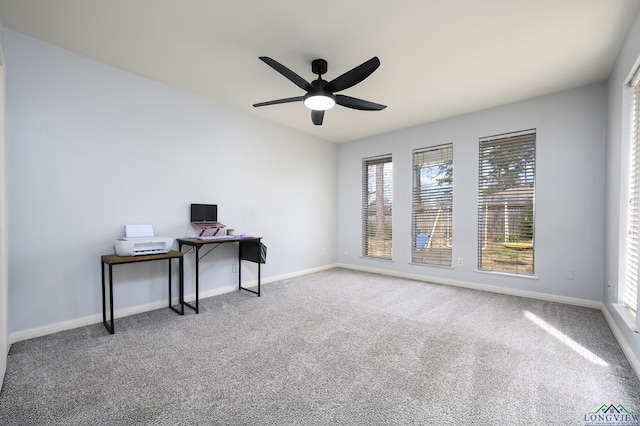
<box><xmin>101</xmin><ymin>251</ymin><xmax>184</xmax><ymax>334</ymax></box>
<box><xmin>177</xmin><ymin>236</ymin><xmax>264</xmax><ymax>313</ymax></box>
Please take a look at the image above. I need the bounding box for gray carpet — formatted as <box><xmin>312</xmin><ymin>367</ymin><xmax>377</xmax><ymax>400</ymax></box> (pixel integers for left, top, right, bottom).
<box><xmin>1</xmin><ymin>268</ymin><xmax>639</xmax><ymax>425</ymax></box>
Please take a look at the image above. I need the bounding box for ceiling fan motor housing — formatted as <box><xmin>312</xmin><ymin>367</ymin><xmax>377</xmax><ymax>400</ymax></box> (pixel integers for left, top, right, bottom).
<box><xmin>311</xmin><ymin>59</ymin><xmax>328</xmax><ymax>76</ymax></box>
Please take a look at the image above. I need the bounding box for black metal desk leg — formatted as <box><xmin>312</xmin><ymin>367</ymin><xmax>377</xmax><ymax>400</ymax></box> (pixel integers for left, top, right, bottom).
<box><xmin>180</xmin><ymin>256</ymin><xmax>184</xmax><ymax>313</ymax></box>
<box><xmin>168</xmin><ymin>258</ymin><xmax>172</xmax><ymax>308</ymax></box>
<box><xmin>109</xmin><ymin>264</ymin><xmax>114</xmax><ymax>334</ymax></box>
<box><xmin>238</xmin><ymin>242</ymin><xmax>261</xmax><ymax>297</ymax></box>
<box><xmin>101</xmin><ymin>261</ymin><xmax>107</xmax><ymax>331</ymax></box>
<box><xmin>238</xmin><ymin>246</ymin><xmax>242</xmax><ymax>290</ymax></box>
<box><xmin>195</xmin><ymin>245</ymin><xmax>199</xmax><ymax>313</ymax></box>
<box><xmin>169</xmin><ymin>258</ymin><xmax>184</xmax><ymax>315</ymax></box>
<box><xmin>103</xmin><ymin>264</ymin><xmax>114</xmax><ymax>334</ymax></box>
<box><xmin>182</xmin><ymin>245</ymin><xmax>200</xmax><ymax>313</ymax></box>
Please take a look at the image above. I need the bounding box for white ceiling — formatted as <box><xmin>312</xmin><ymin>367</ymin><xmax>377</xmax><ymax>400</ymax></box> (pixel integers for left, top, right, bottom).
<box><xmin>0</xmin><ymin>0</ymin><xmax>638</xmax><ymax>143</ymax></box>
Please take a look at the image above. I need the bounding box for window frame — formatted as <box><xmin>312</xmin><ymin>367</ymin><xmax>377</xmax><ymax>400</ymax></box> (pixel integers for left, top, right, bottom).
<box><xmin>621</xmin><ymin>66</ymin><xmax>640</xmax><ymax>316</ymax></box>
<box><xmin>477</xmin><ymin>130</ymin><xmax>536</xmax><ymax>276</ymax></box>
<box><xmin>411</xmin><ymin>144</ymin><xmax>453</xmax><ymax>267</ymax></box>
<box><xmin>362</xmin><ymin>155</ymin><xmax>393</xmax><ymax>260</ymax></box>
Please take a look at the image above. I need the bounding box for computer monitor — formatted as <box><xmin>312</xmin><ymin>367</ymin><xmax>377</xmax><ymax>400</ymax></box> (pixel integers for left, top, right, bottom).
<box><xmin>190</xmin><ymin>204</ymin><xmax>217</xmax><ymax>223</ymax></box>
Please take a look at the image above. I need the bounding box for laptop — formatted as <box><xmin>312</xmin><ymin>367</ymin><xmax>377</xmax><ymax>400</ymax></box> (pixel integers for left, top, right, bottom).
<box><xmin>191</xmin><ymin>204</ymin><xmax>225</xmax><ymax>237</ymax></box>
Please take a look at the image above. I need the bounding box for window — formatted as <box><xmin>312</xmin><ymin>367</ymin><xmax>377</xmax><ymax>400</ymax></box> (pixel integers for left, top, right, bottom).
<box><xmin>622</xmin><ymin>69</ymin><xmax>640</xmax><ymax>314</ymax></box>
<box><xmin>411</xmin><ymin>144</ymin><xmax>453</xmax><ymax>266</ymax></box>
<box><xmin>363</xmin><ymin>155</ymin><xmax>392</xmax><ymax>259</ymax></box>
<box><xmin>478</xmin><ymin>130</ymin><xmax>535</xmax><ymax>275</ymax></box>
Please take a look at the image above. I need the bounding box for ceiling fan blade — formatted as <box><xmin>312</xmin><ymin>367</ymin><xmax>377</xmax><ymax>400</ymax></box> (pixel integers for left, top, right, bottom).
<box><xmin>325</xmin><ymin>57</ymin><xmax>381</xmax><ymax>93</ymax></box>
<box><xmin>335</xmin><ymin>94</ymin><xmax>387</xmax><ymax>111</ymax></box>
<box><xmin>259</xmin><ymin>57</ymin><xmax>313</xmax><ymax>92</ymax></box>
<box><xmin>311</xmin><ymin>110</ymin><xmax>325</xmax><ymax>125</ymax></box>
<box><xmin>253</xmin><ymin>96</ymin><xmax>304</xmax><ymax>107</ymax></box>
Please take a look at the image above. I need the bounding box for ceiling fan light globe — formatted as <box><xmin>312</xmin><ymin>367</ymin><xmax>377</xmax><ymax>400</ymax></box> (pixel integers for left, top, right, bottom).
<box><xmin>304</xmin><ymin>94</ymin><xmax>336</xmax><ymax>111</ymax></box>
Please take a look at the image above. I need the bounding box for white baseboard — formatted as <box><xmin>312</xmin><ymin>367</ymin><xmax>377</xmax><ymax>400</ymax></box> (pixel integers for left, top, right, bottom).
<box><xmin>9</xmin><ymin>298</ymin><xmax>175</xmax><ymax>344</ymax></box>
<box><xmin>601</xmin><ymin>305</ymin><xmax>640</xmax><ymax>382</ymax></box>
<box><xmin>188</xmin><ymin>263</ymin><xmax>338</xmax><ymax>300</ymax></box>
<box><xmin>260</xmin><ymin>263</ymin><xmax>339</xmax><ymax>284</ymax></box>
<box><xmin>9</xmin><ymin>263</ymin><xmax>339</xmax><ymax>345</ymax></box>
<box><xmin>338</xmin><ymin>263</ymin><xmax>602</xmax><ymax>309</ymax></box>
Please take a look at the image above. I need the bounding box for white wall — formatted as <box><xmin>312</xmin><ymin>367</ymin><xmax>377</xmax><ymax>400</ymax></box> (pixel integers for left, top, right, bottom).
<box><xmin>604</xmin><ymin>8</ymin><xmax>640</xmax><ymax>370</ymax></box>
<box><xmin>0</xmin><ymin>12</ymin><xmax>7</xmax><ymax>389</ymax></box>
<box><xmin>5</xmin><ymin>30</ymin><xmax>338</xmax><ymax>337</ymax></box>
<box><xmin>338</xmin><ymin>82</ymin><xmax>607</xmax><ymax>304</ymax></box>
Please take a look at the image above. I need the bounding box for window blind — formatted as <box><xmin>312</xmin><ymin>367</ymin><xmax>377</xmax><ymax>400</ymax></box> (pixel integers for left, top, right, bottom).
<box><xmin>478</xmin><ymin>130</ymin><xmax>535</xmax><ymax>275</ymax></box>
<box><xmin>623</xmin><ymin>77</ymin><xmax>640</xmax><ymax>313</ymax></box>
<box><xmin>362</xmin><ymin>155</ymin><xmax>393</xmax><ymax>259</ymax></box>
<box><xmin>411</xmin><ymin>144</ymin><xmax>453</xmax><ymax>266</ymax></box>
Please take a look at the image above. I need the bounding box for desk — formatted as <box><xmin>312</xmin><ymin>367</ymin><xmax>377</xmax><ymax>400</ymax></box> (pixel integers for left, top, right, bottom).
<box><xmin>177</xmin><ymin>236</ymin><xmax>263</xmax><ymax>313</ymax></box>
<box><xmin>101</xmin><ymin>251</ymin><xmax>184</xmax><ymax>334</ymax></box>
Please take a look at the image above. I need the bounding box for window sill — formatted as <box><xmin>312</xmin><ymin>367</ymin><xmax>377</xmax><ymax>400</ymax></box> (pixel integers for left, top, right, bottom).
<box><xmin>360</xmin><ymin>256</ymin><xmax>394</xmax><ymax>263</ymax></box>
<box><xmin>474</xmin><ymin>269</ymin><xmax>539</xmax><ymax>280</ymax></box>
<box><xmin>612</xmin><ymin>303</ymin><xmax>638</xmax><ymax>332</ymax></box>
<box><xmin>409</xmin><ymin>262</ymin><xmax>454</xmax><ymax>270</ymax></box>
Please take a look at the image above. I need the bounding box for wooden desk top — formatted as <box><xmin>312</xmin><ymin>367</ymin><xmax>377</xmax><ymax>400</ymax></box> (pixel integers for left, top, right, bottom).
<box><xmin>101</xmin><ymin>250</ymin><xmax>184</xmax><ymax>265</ymax></box>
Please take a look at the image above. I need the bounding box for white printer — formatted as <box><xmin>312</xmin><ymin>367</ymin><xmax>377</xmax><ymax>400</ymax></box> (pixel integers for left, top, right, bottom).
<box><xmin>115</xmin><ymin>224</ymin><xmax>174</xmax><ymax>256</ymax></box>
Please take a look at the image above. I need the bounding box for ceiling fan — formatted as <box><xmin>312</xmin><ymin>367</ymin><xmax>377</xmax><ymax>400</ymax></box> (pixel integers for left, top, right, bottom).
<box><xmin>253</xmin><ymin>56</ymin><xmax>387</xmax><ymax>125</ymax></box>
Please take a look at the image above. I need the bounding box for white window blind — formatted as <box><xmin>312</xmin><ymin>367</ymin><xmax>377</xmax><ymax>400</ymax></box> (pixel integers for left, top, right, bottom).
<box><xmin>478</xmin><ymin>130</ymin><xmax>535</xmax><ymax>275</ymax></box>
<box><xmin>411</xmin><ymin>144</ymin><xmax>453</xmax><ymax>266</ymax></box>
<box><xmin>362</xmin><ymin>156</ymin><xmax>393</xmax><ymax>259</ymax></box>
<box><xmin>623</xmin><ymin>73</ymin><xmax>640</xmax><ymax>313</ymax></box>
